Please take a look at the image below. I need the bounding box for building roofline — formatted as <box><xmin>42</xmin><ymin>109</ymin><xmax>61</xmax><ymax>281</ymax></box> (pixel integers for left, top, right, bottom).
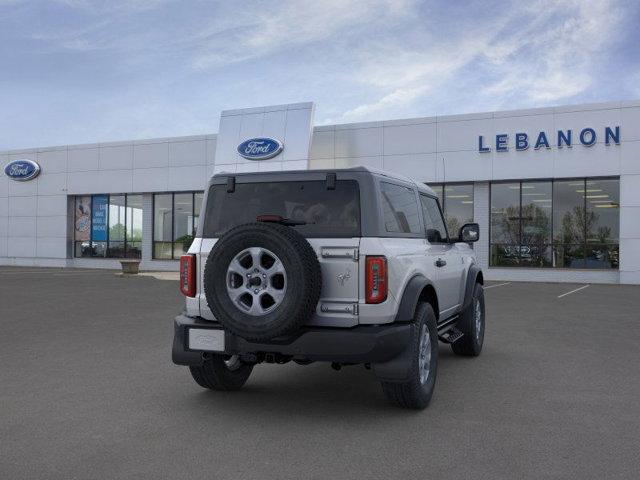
<box><xmin>2</xmin><ymin>98</ymin><xmax>638</xmax><ymax>154</ymax></box>
<box><xmin>321</xmin><ymin>98</ymin><xmax>640</xmax><ymax>131</ymax></box>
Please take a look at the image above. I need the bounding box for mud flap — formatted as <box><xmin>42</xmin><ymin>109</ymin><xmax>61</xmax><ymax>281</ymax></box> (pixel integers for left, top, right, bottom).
<box><xmin>371</xmin><ymin>322</ymin><xmax>417</xmax><ymax>382</ymax></box>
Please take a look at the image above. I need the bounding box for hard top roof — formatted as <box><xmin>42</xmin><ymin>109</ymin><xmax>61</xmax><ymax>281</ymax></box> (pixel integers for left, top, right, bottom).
<box><xmin>210</xmin><ymin>166</ymin><xmax>437</xmax><ymax>196</ymax></box>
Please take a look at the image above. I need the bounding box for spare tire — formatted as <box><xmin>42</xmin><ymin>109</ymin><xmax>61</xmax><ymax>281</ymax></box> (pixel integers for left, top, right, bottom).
<box><xmin>203</xmin><ymin>222</ymin><xmax>321</xmax><ymax>341</ymax></box>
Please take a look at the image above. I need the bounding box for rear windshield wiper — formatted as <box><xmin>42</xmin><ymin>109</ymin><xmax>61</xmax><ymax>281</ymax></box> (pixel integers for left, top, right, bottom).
<box><xmin>256</xmin><ymin>215</ymin><xmax>306</xmax><ymax>226</ymax></box>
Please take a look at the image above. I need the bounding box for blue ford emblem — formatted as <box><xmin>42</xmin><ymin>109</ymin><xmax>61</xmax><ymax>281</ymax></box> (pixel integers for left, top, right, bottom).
<box><xmin>237</xmin><ymin>137</ymin><xmax>283</xmax><ymax>160</ymax></box>
<box><xmin>4</xmin><ymin>159</ymin><xmax>41</xmax><ymax>181</ymax></box>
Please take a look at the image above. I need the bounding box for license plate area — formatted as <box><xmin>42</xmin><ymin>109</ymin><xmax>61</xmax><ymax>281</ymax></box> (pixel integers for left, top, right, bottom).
<box><xmin>188</xmin><ymin>328</ymin><xmax>225</xmax><ymax>352</ymax></box>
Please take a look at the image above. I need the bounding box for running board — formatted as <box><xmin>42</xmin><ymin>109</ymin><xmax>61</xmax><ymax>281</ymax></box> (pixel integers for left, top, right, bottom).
<box><xmin>437</xmin><ymin>314</ymin><xmax>462</xmax><ymax>343</ymax></box>
<box><xmin>439</xmin><ymin>327</ymin><xmax>464</xmax><ymax>344</ymax></box>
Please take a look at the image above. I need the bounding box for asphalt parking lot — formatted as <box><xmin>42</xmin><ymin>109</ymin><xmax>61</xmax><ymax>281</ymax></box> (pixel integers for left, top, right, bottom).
<box><xmin>1</xmin><ymin>268</ymin><xmax>639</xmax><ymax>480</ymax></box>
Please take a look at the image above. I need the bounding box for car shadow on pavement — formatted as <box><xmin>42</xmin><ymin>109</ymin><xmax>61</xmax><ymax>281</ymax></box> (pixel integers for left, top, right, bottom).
<box><xmin>173</xmin><ymin>344</ymin><xmax>477</xmax><ymax>420</ymax></box>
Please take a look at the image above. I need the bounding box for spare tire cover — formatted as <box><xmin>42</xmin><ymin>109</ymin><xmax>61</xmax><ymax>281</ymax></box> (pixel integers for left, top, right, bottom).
<box><xmin>204</xmin><ymin>222</ymin><xmax>321</xmax><ymax>341</ymax></box>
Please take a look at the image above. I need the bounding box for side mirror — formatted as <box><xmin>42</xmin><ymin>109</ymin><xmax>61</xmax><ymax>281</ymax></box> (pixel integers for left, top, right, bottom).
<box><xmin>458</xmin><ymin>223</ymin><xmax>480</xmax><ymax>243</ymax></box>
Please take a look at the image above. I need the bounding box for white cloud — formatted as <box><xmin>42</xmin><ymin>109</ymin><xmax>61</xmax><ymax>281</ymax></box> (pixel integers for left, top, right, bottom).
<box><xmin>190</xmin><ymin>0</ymin><xmax>415</xmax><ymax>69</ymax></box>
<box><xmin>337</xmin><ymin>35</ymin><xmax>492</xmax><ymax>121</ymax></box>
<box><xmin>339</xmin><ymin>85</ymin><xmax>429</xmax><ymax>121</ymax></box>
<box><xmin>335</xmin><ymin>0</ymin><xmax>625</xmax><ymax>122</ymax></box>
<box><xmin>481</xmin><ymin>0</ymin><xmax>621</xmax><ymax>105</ymax></box>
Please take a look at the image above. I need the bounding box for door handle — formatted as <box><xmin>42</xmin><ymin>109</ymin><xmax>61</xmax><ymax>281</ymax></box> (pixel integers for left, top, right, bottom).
<box><xmin>435</xmin><ymin>258</ymin><xmax>447</xmax><ymax>268</ymax></box>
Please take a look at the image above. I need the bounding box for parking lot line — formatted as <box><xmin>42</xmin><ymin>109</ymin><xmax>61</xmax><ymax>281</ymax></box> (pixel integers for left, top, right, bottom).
<box><xmin>557</xmin><ymin>284</ymin><xmax>590</xmax><ymax>298</ymax></box>
<box><xmin>484</xmin><ymin>282</ymin><xmax>511</xmax><ymax>290</ymax></box>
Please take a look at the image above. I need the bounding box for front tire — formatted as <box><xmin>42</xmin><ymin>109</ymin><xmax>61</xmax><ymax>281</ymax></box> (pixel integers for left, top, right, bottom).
<box><xmin>189</xmin><ymin>355</ymin><xmax>253</xmax><ymax>391</ymax></box>
<box><xmin>381</xmin><ymin>302</ymin><xmax>438</xmax><ymax>409</ymax></box>
<box><xmin>451</xmin><ymin>282</ymin><xmax>485</xmax><ymax>356</ymax></box>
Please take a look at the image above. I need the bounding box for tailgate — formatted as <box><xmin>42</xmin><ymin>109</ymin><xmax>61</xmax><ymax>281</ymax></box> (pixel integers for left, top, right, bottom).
<box><xmin>307</xmin><ymin>238</ymin><xmax>361</xmax><ymax>327</ymax></box>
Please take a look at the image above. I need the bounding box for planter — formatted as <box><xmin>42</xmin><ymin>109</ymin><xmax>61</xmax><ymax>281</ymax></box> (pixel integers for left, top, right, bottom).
<box><xmin>119</xmin><ymin>259</ymin><xmax>141</xmax><ymax>274</ymax></box>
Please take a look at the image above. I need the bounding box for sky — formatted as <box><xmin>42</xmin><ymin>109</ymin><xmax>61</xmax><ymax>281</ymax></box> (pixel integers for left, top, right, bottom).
<box><xmin>1</xmin><ymin>0</ymin><xmax>639</xmax><ymax>150</ymax></box>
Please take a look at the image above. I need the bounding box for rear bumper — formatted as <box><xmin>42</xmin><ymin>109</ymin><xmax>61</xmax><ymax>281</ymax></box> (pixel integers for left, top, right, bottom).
<box><xmin>172</xmin><ymin>313</ymin><xmax>412</xmax><ymax>366</ymax></box>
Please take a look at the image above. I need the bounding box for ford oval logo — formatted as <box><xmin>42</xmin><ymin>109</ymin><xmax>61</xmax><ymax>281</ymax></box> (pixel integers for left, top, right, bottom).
<box><xmin>237</xmin><ymin>137</ymin><xmax>283</xmax><ymax>160</ymax></box>
<box><xmin>4</xmin><ymin>159</ymin><xmax>41</xmax><ymax>182</ymax></box>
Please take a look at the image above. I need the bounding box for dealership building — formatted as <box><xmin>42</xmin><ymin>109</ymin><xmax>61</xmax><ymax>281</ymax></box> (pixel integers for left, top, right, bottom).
<box><xmin>1</xmin><ymin>100</ymin><xmax>639</xmax><ymax>284</ymax></box>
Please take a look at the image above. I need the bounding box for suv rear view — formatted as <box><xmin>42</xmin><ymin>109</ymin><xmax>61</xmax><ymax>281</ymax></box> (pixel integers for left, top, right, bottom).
<box><xmin>173</xmin><ymin>167</ymin><xmax>484</xmax><ymax>409</ymax></box>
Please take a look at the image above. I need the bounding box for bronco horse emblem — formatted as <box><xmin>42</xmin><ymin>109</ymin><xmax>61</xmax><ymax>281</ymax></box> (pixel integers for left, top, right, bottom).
<box><xmin>336</xmin><ymin>269</ymin><xmax>351</xmax><ymax>286</ymax></box>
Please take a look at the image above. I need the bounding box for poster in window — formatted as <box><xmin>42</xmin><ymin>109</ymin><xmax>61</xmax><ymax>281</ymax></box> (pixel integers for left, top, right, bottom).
<box><xmin>91</xmin><ymin>195</ymin><xmax>108</xmax><ymax>242</ymax></box>
<box><xmin>75</xmin><ymin>196</ymin><xmax>91</xmax><ymax>241</ymax></box>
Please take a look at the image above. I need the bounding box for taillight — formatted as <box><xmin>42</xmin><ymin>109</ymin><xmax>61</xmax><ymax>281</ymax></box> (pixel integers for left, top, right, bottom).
<box><xmin>366</xmin><ymin>256</ymin><xmax>387</xmax><ymax>304</ymax></box>
<box><xmin>180</xmin><ymin>255</ymin><xmax>196</xmax><ymax>297</ymax></box>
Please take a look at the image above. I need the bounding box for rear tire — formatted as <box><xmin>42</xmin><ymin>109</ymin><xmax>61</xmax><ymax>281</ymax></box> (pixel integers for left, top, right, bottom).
<box><xmin>451</xmin><ymin>282</ymin><xmax>485</xmax><ymax>356</ymax></box>
<box><xmin>381</xmin><ymin>302</ymin><xmax>438</xmax><ymax>409</ymax></box>
<box><xmin>189</xmin><ymin>355</ymin><xmax>253</xmax><ymax>391</ymax></box>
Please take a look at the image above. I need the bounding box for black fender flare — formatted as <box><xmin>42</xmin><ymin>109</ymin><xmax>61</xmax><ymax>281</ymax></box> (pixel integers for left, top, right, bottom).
<box><xmin>461</xmin><ymin>265</ymin><xmax>483</xmax><ymax>312</ymax></box>
<box><xmin>394</xmin><ymin>274</ymin><xmax>435</xmax><ymax>323</ymax></box>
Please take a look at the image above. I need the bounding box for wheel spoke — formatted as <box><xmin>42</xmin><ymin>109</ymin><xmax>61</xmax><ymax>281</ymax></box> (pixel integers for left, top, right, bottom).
<box><xmin>418</xmin><ymin>325</ymin><xmax>431</xmax><ymax>384</ymax></box>
<box><xmin>247</xmin><ymin>293</ymin><xmax>265</xmax><ymax>315</ymax></box>
<box><xmin>227</xmin><ymin>288</ymin><xmax>245</xmax><ymax>303</ymax></box>
<box><xmin>267</xmin><ymin>259</ymin><xmax>285</xmax><ymax>276</ymax></box>
<box><xmin>264</xmin><ymin>286</ymin><xmax>285</xmax><ymax>304</ymax></box>
<box><xmin>228</xmin><ymin>258</ymin><xmax>249</xmax><ymax>276</ymax></box>
<box><xmin>249</xmin><ymin>247</ymin><xmax>263</xmax><ymax>269</ymax></box>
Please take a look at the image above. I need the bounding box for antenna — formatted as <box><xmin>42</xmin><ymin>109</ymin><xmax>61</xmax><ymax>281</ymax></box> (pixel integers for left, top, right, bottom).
<box><xmin>442</xmin><ymin>157</ymin><xmax>446</xmax><ymax>184</ymax></box>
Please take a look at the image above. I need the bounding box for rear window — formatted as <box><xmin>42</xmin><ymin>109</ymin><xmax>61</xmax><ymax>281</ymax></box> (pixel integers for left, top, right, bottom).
<box><xmin>203</xmin><ymin>180</ymin><xmax>360</xmax><ymax>238</ymax></box>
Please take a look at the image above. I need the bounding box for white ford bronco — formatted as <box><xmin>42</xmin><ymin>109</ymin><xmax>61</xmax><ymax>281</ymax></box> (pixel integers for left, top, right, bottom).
<box><xmin>172</xmin><ymin>167</ymin><xmax>485</xmax><ymax>409</ymax></box>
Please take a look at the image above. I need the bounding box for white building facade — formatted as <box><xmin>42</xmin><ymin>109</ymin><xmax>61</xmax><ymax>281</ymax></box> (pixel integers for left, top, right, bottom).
<box><xmin>1</xmin><ymin>100</ymin><xmax>639</xmax><ymax>284</ymax></box>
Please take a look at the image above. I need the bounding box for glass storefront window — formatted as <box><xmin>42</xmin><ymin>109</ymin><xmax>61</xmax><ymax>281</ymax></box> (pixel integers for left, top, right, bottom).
<box><xmin>126</xmin><ymin>195</ymin><xmax>143</xmax><ymax>259</ymax></box>
<box><xmin>153</xmin><ymin>194</ymin><xmax>173</xmax><ymax>260</ymax></box>
<box><xmin>194</xmin><ymin>192</ymin><xmax>203</xmax><ymax>233</ymax></box>
<box><xmin>443</xmin><ymin>184</ymin><xmax>474</xmax><ymax>236</ymax></box>
<box><xmin>73</xmin><ymin>193</ymin><xmax>143</xmax><ymax>259</ymax></box>
<box><xmin>520</xmin><ymin>181</ymin><xmax>552</xmax><ymax>267</ymax></box>
<box><xmin>490</xmin><ymin>182</ymin><xmax>520</xmax><ymax>266</ymax></box>
<box><xmin>429</xmin><ymin>183</ymin><xmax>474</xmax><ymax>237</ymax></box>
<box><xmin>108</xmin><ymin>195</ymin><xmax>126</xmax><ymax>258</ymax></box>
<box><xmin>74</xmin><ymin>196</ymin><xmax>92</xmax><ymax>257</ymax></box>
<box><xmin>491</xmin><ymin>178</ymin><xmax>619</xmax><ymax>269</ymax></box>
<box><xmin>152</xmin><ymin>191</ymin><xmax>204</xmax><ymax>259</ymax></box>
<box><xmin>173</xmin><ymin>193</ymin><xmax>194</xmax><ymax>257</ymax></box>
<box><xmin>586</xmin><ymin>178</ymin><xmax>619</xmax><ymax>269</ymax></box>
<box><xmin>553</xmin><ymin>180</ymin><xmax>586</xmax><ymax>267</ymax></box>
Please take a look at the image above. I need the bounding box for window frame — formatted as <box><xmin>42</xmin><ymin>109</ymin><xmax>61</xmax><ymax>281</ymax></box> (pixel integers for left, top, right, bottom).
<box><xmin>419</xmin><ymin>193</ymin><xmax>450</xmax><ymax>243</ymax></box>
<box><xmin>152</xmin><ymin>191</ymin><xmax>204</xmax><ymax>260</ymax></box>
<box><xmin>378</xmin><ymin>181</ymin><xmax>424</xmax><ymax>238</ymax></box>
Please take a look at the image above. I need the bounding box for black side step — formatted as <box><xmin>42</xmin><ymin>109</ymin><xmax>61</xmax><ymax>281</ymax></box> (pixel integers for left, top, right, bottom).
<box><xmin>439</xmin><ymin>328</ymin><xmax>464</xmax><ymax>344</ymax></box>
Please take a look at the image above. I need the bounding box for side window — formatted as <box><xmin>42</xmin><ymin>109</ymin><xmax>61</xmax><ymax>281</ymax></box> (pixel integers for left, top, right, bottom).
<box><xmin>380</xmin><ymin>182</ymin><xmax>422</xmax><ymax>234</ymax></box>
<box><xmin>420</xmin><ymin>195</ymin><xmax>448</xmax><ymax>243</ymax></box>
